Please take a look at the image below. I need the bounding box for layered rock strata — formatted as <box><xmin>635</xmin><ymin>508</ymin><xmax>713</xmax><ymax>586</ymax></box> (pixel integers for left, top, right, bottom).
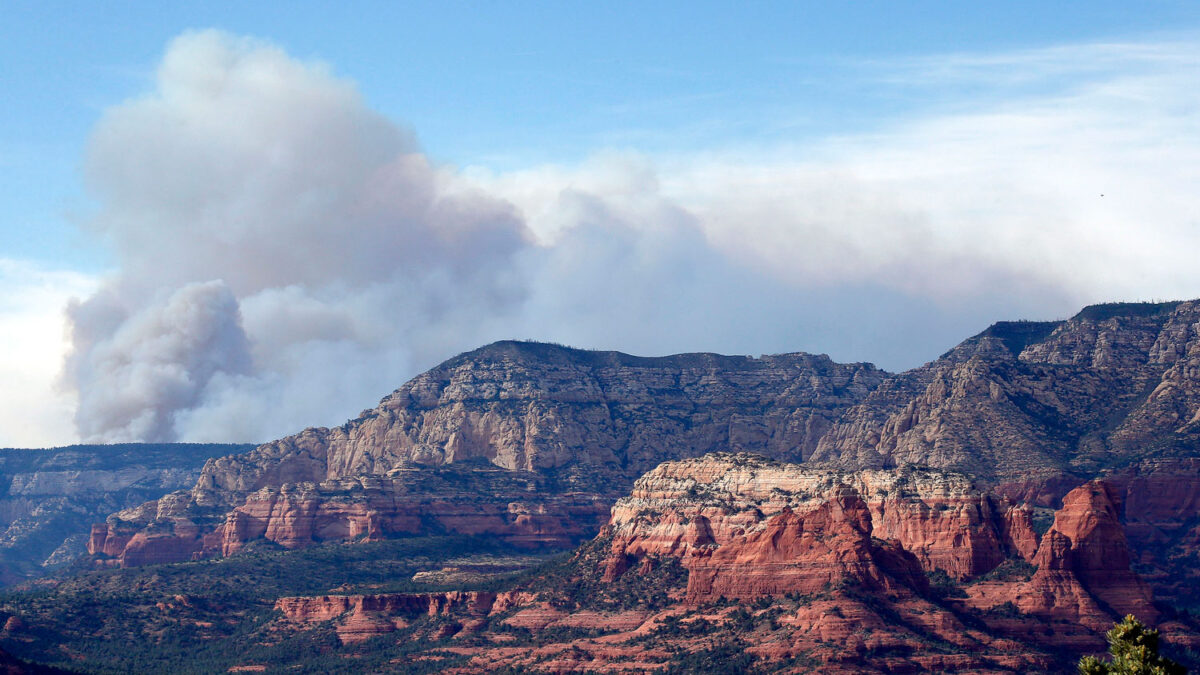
<box><xmin>814</xmin><ymin>301</ymin><xmax>1200</xmax><ymax>492</ymax></box>
<box><xmin>0</xmin><ymin>443</ymin><xmax>249</xmax><ymax>584</ymax></box>
<box><xmin>603</xmin><ymin>453</ymin><xmax>1035</xmax><ymax>587</ymax></box>
<box><xmin>598</xmin><ymin>455</ymin><xmax>1176</xmax><ymax>658</ymax></box>
<box><xmin>90</xmin><ymin>464</ymin><xmax>613</xmax><ymax>567</ymax></box>
<box><xmin>276</xmin><ymin>591</ymin><xmax>533</xmax><ymax>644</ymax></box>
<box><xmin>92</xmin><ymin>344</ymin><xmax>886</xmax><ymax>566</ymax></box>
<box><xmin>93</xmin><ymin>300</ymin><xmax>1200</xmax><ymax>571</ymax></box>
<box><xmin>267</xmin><ymin>453</ymin><xmax>1187</xmax><ymax>672</ymax></box>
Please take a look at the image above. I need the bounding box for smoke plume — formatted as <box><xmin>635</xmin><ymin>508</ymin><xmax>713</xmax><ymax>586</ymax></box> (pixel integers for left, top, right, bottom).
<box><xmin>67</xmin><ymin>31</ymin><xmax>529</xmax><ymax>442</ymax></box>
<box><xmin>62</xmin><ymin>30</ymin><xmax>1200</xmax><ymax>443</ymax></box>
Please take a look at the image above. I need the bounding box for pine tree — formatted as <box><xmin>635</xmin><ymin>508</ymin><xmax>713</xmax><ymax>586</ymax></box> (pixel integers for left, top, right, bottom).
<box><xmin>1078</xmin><ymin>614</ymin><xmax>1186</xmax><ymax>675</ymax></box>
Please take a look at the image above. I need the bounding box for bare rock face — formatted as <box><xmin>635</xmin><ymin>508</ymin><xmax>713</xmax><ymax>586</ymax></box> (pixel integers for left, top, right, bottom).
<box><xmin>684</xmin><ymin>494</ymin><xmax>921</xmax><ymax>602</ymax></box>
<box><xmin>238</xmin><ymin>342</ymin><xmax>885</xmax><ymax>481</ymax></box>
<box><xmin>91</xmin><ymin>301</ymin><xmax>1200</xmax><ymax>573</ymax></box>
<box><xmin>1110</xmin><ymin>457</ymin><xmax>1200</xmax><ymax>609</ymax></box>
<box><xmin>276</xmin><ymin>590</ymin><xmax>530</xmax><ymax>644</ymax></box>
<box><xmin>604</xmin><ymin>453</ymin><xmax>1028</xmax><ymax>587</ymax></box>
<box><xmin>814</xmin><ymin>301</ymin><xmax>1200</xmax><ymax>491</ymax></box>
<box><xmin>989</xmin><ymin>481</ymin><xmax>1155</xmax><ymax>632</ymax></box>
<box><xmin>606</xmin><ymin>455</ymin><xmax>1162</xmax><ymax>627</ymax></box>
<box><xmin>92</xmin><ymin>344</ymin><xmax>886</xmax><ymax>566</ymax></box>
<box><xmin>90</xmin><ymin>464</ymin><xmax>613</xmax><ymax>567</ymax></box>
<box><xmin>253</xmin><ymin>452</ymin><xmax>1200</xmax><ymax>673</ymax></box>
<box><xmin>607</xmin><ymin>454</ymin><xmax>1188</xmax><ymax>663</ymax></box>
<box><xmin>0</xmin><ymin>443</ymin><xmax>249</xmax><ymax>584</ymax></box>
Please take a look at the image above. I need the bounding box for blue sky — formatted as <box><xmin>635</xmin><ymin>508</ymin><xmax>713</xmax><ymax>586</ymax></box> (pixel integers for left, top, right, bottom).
<box><xmin>3</xmin><ymin>2</ymin><xmax>1200</xmax><ymax>447</ymax></box>
<box><xmin>6</xmin><ymin>1</ymin><xmax>1199</xmax><ymax>268</ymax></box>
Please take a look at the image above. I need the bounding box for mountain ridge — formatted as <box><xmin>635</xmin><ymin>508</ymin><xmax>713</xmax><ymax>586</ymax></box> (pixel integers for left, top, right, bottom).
<box><xmin>87</xmin><ymin>298</ymin><xmax>1200</xmax><ymax>570</ymax></box>
<box><xmin>6</xmin><ymin>298</ymin><xmax>1200</xmax><ymax>672</ymax></box>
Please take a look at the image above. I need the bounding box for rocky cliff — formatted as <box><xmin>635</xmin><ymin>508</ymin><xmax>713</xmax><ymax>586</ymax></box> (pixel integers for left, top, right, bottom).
<box><xmin>92</xmin><ymin>344</ymin><xmax>886</xmax><ymax>565</ymax></box>
<box><xmin>276</xmin><ymin>590</ymin><xmax>533</xmax><ymax>644</ymax></box>
<box><xmin>262</xmin><ymin>452</ymin><xmax>1195</xmax><ymax>672</ymax></box>
<box><xmin>200</xmin><ymin>342</ymin><xmax>885</xmax><ymax>484</ymax></box>
<box><xmin>604</xmin><ymin>453</ymin><xmax>1033</xmax><ymax>584</ymax></box>
<box><xmin>89</xmin><ymin>462</ymin><xmax>613</xmax><ymax>567</ymax></box>
<box><xmin>87</xmin><ymin>300</ymin><xmax>1200</xmax><ymax>615</ymax></box>
<box><xmin>0</xmin><ymin>443</ymin><xmax>250</xmax><ymax>584</ymax></box>
<box><xmin>612</xmin><ymin>454</ymin><xmax>1184</xmax><ymax>666</ymax></box>
<box><xmin>1004</xmin><ymin>481</ymin><xmax>1158</xmax><ymax>628</ymax></box>
<box><xmin>813</xmin><ymin>301</ymin><xmax>1200</xmax><ymax>494</ymax></box>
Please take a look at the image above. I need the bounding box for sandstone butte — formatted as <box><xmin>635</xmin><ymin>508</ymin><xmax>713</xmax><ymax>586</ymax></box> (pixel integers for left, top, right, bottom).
<box><xmin>271</xmin><ymin>453</ymin><xmax>1200</xmax><ymax>672</ymax></box>
<box><xmin>79</xmin><ymin>299</ymin><xmax>1200</xmax><ymax>668</ymax></box>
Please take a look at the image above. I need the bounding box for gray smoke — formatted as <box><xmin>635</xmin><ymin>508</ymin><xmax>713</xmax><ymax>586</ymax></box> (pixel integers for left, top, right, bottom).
<box><xmin>66</xmin><ymin>281</ymin><xmax>251</xmax><ymax>441</ymax></box>
<box><xmin>67</xmin><ymin>31</ymin><xmax>530</xmax><ymax>442</ymax></box>
<box><xmin>63</xmin><ymin>30</ymin><xmax>1200</xmax><ymax>444</ymax></box>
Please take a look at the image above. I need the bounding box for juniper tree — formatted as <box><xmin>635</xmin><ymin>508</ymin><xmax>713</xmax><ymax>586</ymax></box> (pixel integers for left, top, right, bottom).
<box><xmin>1078</xmin><ymin>614</ymin><xmax>1186</xmax><ymax>675</ymax></box>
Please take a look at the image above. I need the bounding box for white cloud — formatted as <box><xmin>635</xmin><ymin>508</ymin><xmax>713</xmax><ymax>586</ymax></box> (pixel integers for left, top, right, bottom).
<box><xmin>473</xmin><ymin>38</ymin><xmax>1200</xmax><ymax>306</ymax></box>
<box><xmin>55</xmin><ymin>31</ymin><xmax>1200</xmax><ymax>445</ymax></box>
<box><xmin>0</xmin><ymin>259</ymin><xmax>97</xmax><ymax>448</ymax></box>
<box><xmin>66</xmin><ymin>30</ymin><xmax>529</xmax><ymax>443</ymax></box>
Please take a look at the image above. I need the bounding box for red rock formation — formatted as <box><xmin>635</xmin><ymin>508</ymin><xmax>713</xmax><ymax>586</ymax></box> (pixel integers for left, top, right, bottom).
<box><xmin>276</xmin><ymin>591</ymin><xmax>529</xmax><ymax>644</ymax></box>
<box><xmin>999</xmin><ymin>504</ymin><xmax>1040</xmax><ymax>561</ymax></box>
<box><xmin>604</xmin><ymin>453</ymin><xmax>1020</xmax><ymax>584</ymax></box>
<box><xmin>93</xmin><ymin>342</ymin><xmax>887</xmax><ymax>567</ymax></box>
<box><xmin>608</xmin><ymin>457</ymin><xmax>1170</xmax><ymax>649</ymax></box>
<box><xmin>1013</xmin><ymin>481</ymin><xmax>1157</xmax><ymax>626</ymax></box>
<box><xmin>1104</xmin><ymin>458</ymin><xmax>1200</xmax><ymax>610</ymax></box>
<box><xmin>90</xmin><ymin>301</ymin><xmax>1200</xmax><ymax>580</ymax></box>
<box><xmin>91</xmin><ymin>468</ymin><xmax>614</xmax><ymax>566</ymax></box>
<box><xmin>685</xmin><ymin>493</ymin><xmax>925</xmax><ymax>602</ymax></box>
<box><xmin>256</xmin><ymin>454</ymin><xmax>1200</xmax><ymax>673</ymax></box>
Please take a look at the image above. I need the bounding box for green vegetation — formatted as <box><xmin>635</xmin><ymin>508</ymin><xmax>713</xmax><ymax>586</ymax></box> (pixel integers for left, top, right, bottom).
<box><xmin>926</xmin><ymin>568</ymin><xmax>968</xmax><ymax>598</ymax></box>
<box><xmin>0</xmin><ymin>535</ymin><xmax>564</xmax><ymax>673</ymax></box>
<box><xmin>0</xmin><ymin>443</ymin><xmax>253</xmax><ymax>478</ymax></box>
<box><xmin>970</xmin><ymin>557</ymin><xmax>1037</xmax><ymax>584</ymax></box>
<box><xmin>1078</xmin><ymin>615</ymin><xmax>1187</xmax><ymax>674</ymax></box>
<box><xmin>663</xmin><ymin>639</ymin><xmax>762</xmax><ymax>674</ymax></box>
<box><xmin>1073</xmin><ymin>301</ymin><xmax>1182</xmax><ymax>322</ymax></box>
<box><xmin>517</xmin><ymin>535</ymin><xmax>688</xmax><ymax>612</ymax></box>
<box><xmin>977</xmin><ymin>320</ymin><xmax>1064</xmax><ymax>356</ymax></box>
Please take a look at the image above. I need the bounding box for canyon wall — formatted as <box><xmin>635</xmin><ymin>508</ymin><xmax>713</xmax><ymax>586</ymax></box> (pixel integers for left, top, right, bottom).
<box><xmin>90</xmin><ymin>301</ymin><xmax>1200</xmax><ymax>575</ymax></box>
<box><xmin>0</xmin><ymin>443</ymin><xmax>250</xmax><ymax>584</ymax></box>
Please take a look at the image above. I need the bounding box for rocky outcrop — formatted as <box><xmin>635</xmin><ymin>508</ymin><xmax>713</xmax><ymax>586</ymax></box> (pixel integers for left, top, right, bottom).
<box><xmin>813</xmin><ymin>301</ymin><xmax>1200</xmax><ymax>489</ymax></box>
<box><xmin>604</xmin><ymin>453</ymin><xmax>1032</xmax><ymax>586</ymax></box>
<box><xmin>605</xmin><ymin>455</ymin><xmax>1163</xmax><ymax>632</ymax></box>
<box><xmin>0</xmin><ymin>443</ymin><xmax>250</xmax><ymax>584</ymax></box>
<box><xmin>187</xmin><ymin>343</ymin><xmax>885</xmax><ymax>496</ymax></box>
<box><xmin>328</xmin><ymin>344</ymin><xmax>886</xmax><ymax>476</ymax></box>
<box><xmin>259</xmin><ymin>452</ymin><xmax>1190</xmax><ymax>673</ymax></box>
<box><xmin>684</xmin><ymin>494</ymin><xmax>927</xmax><ymax>602</ymax></box>
<box><xmin>91</xmin><ymin>301</ymin><xmax>1200</xmax><ymax>579</ymax></box>
<box><xmin>1107</xmin><ymin>457</ymin><xmax>1200</xmax><ymax>609</ymax></box>
<box><xmin>276</xmin><ymin>590</ymin><xmax>531</xmax><ymax>644</ymax></box>
<box><xmin>90</xmin><ymin>464</ymin><xmax>614</xmax><ymax>566</ymax></box>
<box><xmin>930</xmin><ymin>479</ymin><xmax>1165</xmax><ymax>651</ymax></box>
<box><xmin>93</xmin><ymin>344</ymin><xmax>886</xmax><ymax>566</ymax></box>
<box><xmin>1010</xmin><ymin>482</ymin><xmax>1156</xmax><ymax>626</ymax></box>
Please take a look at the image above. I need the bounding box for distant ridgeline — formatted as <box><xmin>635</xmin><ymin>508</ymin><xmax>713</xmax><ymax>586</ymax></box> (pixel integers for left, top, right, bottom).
<box><xmin>0</xmin><ymin>443</ymin><xmax>253</xmax><ymax>585</ymax></box>
<box><xmin>7</xmin><ymin>300</ymin><xmax>1200</xmax><ymax>673</ymax></box>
